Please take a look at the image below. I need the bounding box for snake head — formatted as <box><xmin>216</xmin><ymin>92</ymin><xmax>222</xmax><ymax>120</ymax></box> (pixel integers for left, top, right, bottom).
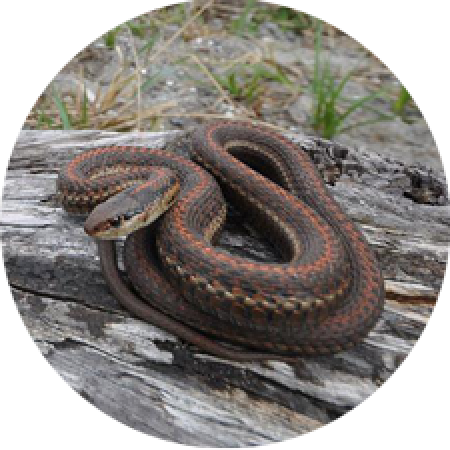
<box><xmin>84</xmin><ymin>168</ymin><xmax>180</xmax><ymax>239</ymax></box>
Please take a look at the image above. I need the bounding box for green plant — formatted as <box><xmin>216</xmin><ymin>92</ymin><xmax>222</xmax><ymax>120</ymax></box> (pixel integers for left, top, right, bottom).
<box><xmin>213</xmin><ymin>62</ymin><xmax>291</xmax><ymax>104</ymax></box>
<box><xmin>258</xmin><ymin>6</ymin><xmax>312</xmax><ymax>33</ymax></box>
<box><xmin>310</xmin><ymin>20</ymin><xmax>392</xmax><ymax>138</ymax></box>
<box><xmin>103</xmin><ymin>19</ymin><xmax>153</xmax><ymax>50</ymax></box>
<box><xmin>127</xmin><ymin>21</ymin><xmax>146</xmax><ymax>39</ymax></box>
<box><xmin>138</xmin><ymin>32</ymin><xmax>159</xmax><ymax>55</ymax></box>
<box><xmin>392</xmin><ymin>85</ymin><xmax>412</xmax><ymax>116</ymax></box>
<box><xmin>103</xmin><ymin>26</ymin><xmax>121</xmax><ymax>49</ymax></box>
<box><xmin>48</xmin><ymin>84</ymin><xmax>91</xmax><ymax>130</ymax></box>
<box><xmin>246</xmin><ymin>63</ymin><xmax>291</xmax><ymax>85</ymax></box>
<box><xmin>216</xmin><ymin>72</ymin><xmax>243</xmax><ymax>97</ymax></box>
<box><xmin>229</xmin><ymin>0</ymin><xmax>258</xmax><ymax>35</ymax></box>
<box><xmin>36</xmin><ymin>110</ymin><xmax>54</xmax><ymax>129</ymax></box>
<box><xmin>52</xmin><ymin>87</ymin><xmax>72</xmax><ymax>129</ymax></box>
<box><xmin>80</xmin><ymin>85</ymin><xmax>89</xmax><ymax>126</ymax></box>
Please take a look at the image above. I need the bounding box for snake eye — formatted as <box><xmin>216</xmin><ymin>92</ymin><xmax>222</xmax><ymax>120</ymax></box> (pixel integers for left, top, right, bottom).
<box><xmin>123</xmin><ymin>212</ymin><xmax>134</xmax><ymax>220</ymax></box>
<box><xmin>110</xmin><ymin>217</ymin><xmax>121</xmax><ymax>227</ymax></box>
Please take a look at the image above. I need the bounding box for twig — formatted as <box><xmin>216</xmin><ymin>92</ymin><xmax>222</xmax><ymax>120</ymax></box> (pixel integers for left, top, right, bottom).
<box><xmin>97</xmin><ymin>100</ymin><xmax>177</xmax><ymax>129</ymax></box>
<box><xmin>126</xmin><ymin>26</ymin><xmax>142</xmax><ymax>131</ymax></box>
<box><xmin>153</xmin><ymin>111</ymin><xmax>292</xmax><ymax>133</ymax></box>
<box><xmin>189</xmin><ymin>53</ymin><xmax>236</xmax><ymax>107</ymax></box>
<box><xmin>220</xmin><ymin>51</ymin><xmax>262</xmax><ymax>72</ymax></box>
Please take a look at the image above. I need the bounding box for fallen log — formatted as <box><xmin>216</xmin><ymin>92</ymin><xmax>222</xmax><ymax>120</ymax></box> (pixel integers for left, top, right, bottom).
<box><xmin>1</xmin><ymin>129</ymin><xmax>448</xmax><ymax>446</ymax></box>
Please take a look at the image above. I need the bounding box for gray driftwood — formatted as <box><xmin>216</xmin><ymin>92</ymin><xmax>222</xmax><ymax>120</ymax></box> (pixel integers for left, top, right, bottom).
<box><xmin>2</xmin><ymin>129</ymin><xmax>448</xmax><ymax>447</ymax></box>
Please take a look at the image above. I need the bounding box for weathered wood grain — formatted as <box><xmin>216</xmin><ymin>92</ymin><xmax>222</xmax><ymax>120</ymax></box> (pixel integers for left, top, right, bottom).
<box><xmin>1</xmin><ymin>129</ymin><xmax>448</xmax><ymax>446</ymax></box>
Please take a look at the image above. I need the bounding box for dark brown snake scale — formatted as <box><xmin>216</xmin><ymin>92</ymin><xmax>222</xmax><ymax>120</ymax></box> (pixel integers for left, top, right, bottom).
<box><xmin>58</xmin><ymin>121</ymin><xmax>385</xmax><ymax>360</ymax></box>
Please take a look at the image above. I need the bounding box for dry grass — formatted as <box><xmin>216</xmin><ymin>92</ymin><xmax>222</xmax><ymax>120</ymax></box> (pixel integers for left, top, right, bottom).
<box><xmin>27</xmin><ymin>1</ymin><xmax>387</xmax><ymax>136</ymax></box>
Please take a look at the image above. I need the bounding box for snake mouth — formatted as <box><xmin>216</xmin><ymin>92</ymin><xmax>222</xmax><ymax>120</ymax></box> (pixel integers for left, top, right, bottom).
<box><xmin>85</xmin><ymin>181</ymin><xmax>179</xmax><ymax>239</ymax></box>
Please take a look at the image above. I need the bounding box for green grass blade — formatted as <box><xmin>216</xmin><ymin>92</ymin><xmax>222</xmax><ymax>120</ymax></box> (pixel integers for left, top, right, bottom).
<box><xmin>140</xmin><ymin>73</ymin><xmax>162</xmax><ymax>93</ymax></box>
<box><xmin>230</xmin><ymin>0</ymin><xmax>256</xmax><ymax>35</ymax></box>
<box><xmin>126</xmin><ymin>21</ymin><xmax>146</xmax><ymax>38</ymax></box>
<box><xmin>338</xmin><ymin>88</ymin><xmax>385</xmax><ymax>124</ymax></box>
<box><xmin>330</xmin><ymin>69</ymin><xmax>354</xmax><ymax>103</ymax></box>
<box><xmin>52</xmin><ymin>87</ymin><xmax>72</xmax><ymax>130</ymax></box>
<box><xmin>392</xmin><ymin>85</ymin><xmax>412</xmax><ymax>114</ymax></box>
<box><xmin>36</xmin><ymin>110</ymin><xmax>54</xmax><ymax>129</ymax></box>
<box><xmin>81</xmin><ymin>85</ymin><xmax>88</xmax><ymax>125</ymax></box>
<box><xmin>138</xmin><ymin>33</ymin><xmax>159</xmax><ymax>54</ymax></box>
<box><xmin>358</xmin><ymin>104</ymin><xmax>396</xmax><ymax>121</ymax></box>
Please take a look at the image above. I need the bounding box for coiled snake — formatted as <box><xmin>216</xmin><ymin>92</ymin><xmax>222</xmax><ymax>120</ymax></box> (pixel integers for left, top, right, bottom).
<box><xmin>57</xmin><ymin>121</ymin><xmax>384</xmax><ymax>361</ymax></box>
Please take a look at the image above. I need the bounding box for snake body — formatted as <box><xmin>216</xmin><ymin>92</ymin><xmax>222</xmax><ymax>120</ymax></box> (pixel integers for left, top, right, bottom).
<box><xmin>58</xmin><ymin>121</ymin><xmax>384</xmax><ymax>359</ymax></box>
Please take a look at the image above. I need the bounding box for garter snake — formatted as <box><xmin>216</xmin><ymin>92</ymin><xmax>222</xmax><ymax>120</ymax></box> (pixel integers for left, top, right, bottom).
<box><xmin>58</xmin><ymin>121</ymin><xmax>384</xmax><ymax>360</ymax></box>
